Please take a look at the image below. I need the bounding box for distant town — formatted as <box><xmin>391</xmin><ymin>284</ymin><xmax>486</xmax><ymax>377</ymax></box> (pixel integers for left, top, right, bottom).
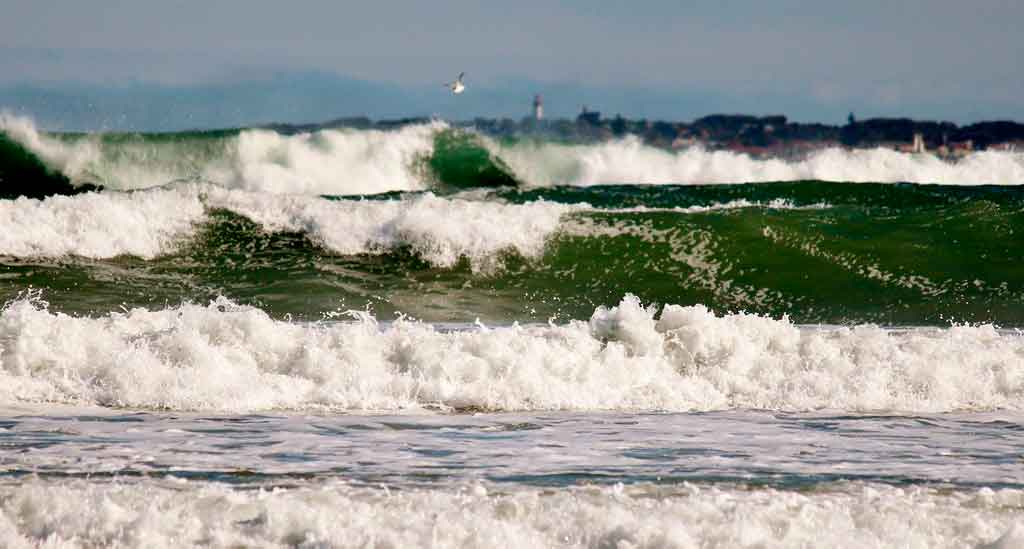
<box><xmin>266</xmin><ymin>95</ymin><xmax>1024</xmax><ymax>160</ymax></box>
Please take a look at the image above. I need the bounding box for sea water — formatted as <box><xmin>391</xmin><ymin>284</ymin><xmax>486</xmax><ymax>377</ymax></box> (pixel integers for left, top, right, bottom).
<box><xmin>1</xmin><ymin>114</ymin><xmax>1023</xmax><ymax>547</ymax></box>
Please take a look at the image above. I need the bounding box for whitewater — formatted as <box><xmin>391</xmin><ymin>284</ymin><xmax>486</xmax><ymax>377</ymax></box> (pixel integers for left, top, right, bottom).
<box><xmin>0</xmin><ymin>185</ymin><xmax>576</xmax><ymax>264</ymax></box>
<box><xmin>1</xmin><ymin>295</ymin><xmax>1021</xmax><ymax>413</ymax></box>
<box><xmin>2</xmin><ymin>114</ymin><xmax>1023</xmax><ymax>548</ymax></box>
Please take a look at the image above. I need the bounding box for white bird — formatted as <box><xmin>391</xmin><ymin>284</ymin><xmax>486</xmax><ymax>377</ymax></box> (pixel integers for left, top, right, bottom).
<box><xmin>446</xmin><ymin>72</ymin><xmax>465</xmax><ymax>94</ymax></box>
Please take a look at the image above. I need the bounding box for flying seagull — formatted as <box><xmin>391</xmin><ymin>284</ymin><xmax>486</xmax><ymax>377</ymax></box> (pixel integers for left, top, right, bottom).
<box><xmin>446</xmin><ymin>72</ymin><xmax>465</xmax><ymax>94</ymax></box>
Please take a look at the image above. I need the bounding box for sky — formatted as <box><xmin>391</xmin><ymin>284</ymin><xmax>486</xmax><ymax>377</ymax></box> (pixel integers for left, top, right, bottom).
<box><xmin>1</xmin><ymin>0</ymin><xmax>1021</xmax><ymax>130</ymax></box>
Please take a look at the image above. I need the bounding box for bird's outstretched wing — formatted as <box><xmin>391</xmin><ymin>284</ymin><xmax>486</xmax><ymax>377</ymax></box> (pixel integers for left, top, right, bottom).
<box><xmin>458</xmin><ymin>72</ymin><xmax>465</xmax><ymax>81</ymax></box>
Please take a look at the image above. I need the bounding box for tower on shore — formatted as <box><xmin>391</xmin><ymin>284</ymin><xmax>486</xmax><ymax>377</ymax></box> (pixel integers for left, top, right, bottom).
<box><xmin>533</xmin><ymin>94</ymin><xmax>543</xmax><ymax>121</ymax></box>
<box><xmin>912</xmin><ymin>132</ymin><xmax>926</xmax><ymax>154</ymax></box>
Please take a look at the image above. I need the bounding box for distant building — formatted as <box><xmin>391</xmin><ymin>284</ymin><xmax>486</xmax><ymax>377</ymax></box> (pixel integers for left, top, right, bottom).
<box><xmin>533</xmin><ymin>95</ymin><xmax>544</xmax><ymax>121</ymax></box>
<box><xmin>912</xmin><ymin>132</ymin><xmax>926</xmax><ymax>154</ymax></box>
<box><xmin>896</xmin><ymin>133</ymin><xmax>927</xmax><ymax>154</ymax></box>
<box><xmin>989</xmin><ymin>141</ymin><xmax>1021</xmax><ymax>152</ymax></box>
<box><xmin>954</xmin><ymin>139</ymin><xmax>974</xmax><ymax>154</ymax></box>
<box><xmin>577</xmin><ymin>105</ymin><xmax>601</xmax><ymax>126</ymax></box>
<box><xmin>938</xmin><ymin>139</ymin><xmax>974</xmax><ymax>158</ymax></box>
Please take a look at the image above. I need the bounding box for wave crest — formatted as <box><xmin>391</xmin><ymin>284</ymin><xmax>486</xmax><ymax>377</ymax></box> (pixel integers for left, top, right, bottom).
<box><xmin>0</xmin><ymin>185</ymin><xmax>575</xmax><ymax>266</ymax></box>
<box><xmin>1</xmin><ymin>114</ymin><xmax>443</xmax><ymax>194</ymax></box>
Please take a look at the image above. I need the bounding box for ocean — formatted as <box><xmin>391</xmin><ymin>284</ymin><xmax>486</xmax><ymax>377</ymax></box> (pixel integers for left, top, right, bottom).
<box><xmin>1</xmin><ymin>112</ymin><xmax>1023</xmax><ymax>547</ymax></box>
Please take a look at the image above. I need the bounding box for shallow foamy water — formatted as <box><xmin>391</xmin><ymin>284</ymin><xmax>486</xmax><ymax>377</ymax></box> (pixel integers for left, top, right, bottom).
<box><xmin>1</xmin><ymin>406</ymin><xmax>1023</xmax><ymax>548</ymax></box>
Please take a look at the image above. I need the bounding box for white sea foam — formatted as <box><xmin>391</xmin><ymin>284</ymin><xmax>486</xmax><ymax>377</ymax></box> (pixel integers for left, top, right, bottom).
<box><xmin>600</xmin><ymin>198</ymin><xmax>831</xmax><ymax>214</ymax></box>
<box><xmin>1</xmin><ymin>295</ymin><xmax>1021</xmax><ymax>413</ymax></box>
<box><xmin>493</xmin><ymin>136</ymin><xmax>1024</xmax><ymax>186</ymax></box>
<box><xmin>203</xmin><ymin>124</ymin><xmax>439</xmax><ymax>194</ymax></box>
<box><xmin>0</xmin><ymin>187</ymin><xmax>206</xmax><ymax>259</ymax></box>
<box><xmin>0</xmin><ymin>479</ymin><xmax>1019</xmax><ymax>548</ymax></box>
<box><xmin>0</xmin><ymin>185</ymin><xmax>576</xmax><ymax>265</ymax></box>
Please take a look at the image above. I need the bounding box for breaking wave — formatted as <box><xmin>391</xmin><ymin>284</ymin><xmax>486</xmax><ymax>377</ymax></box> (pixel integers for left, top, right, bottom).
<box><xmin>0</xmin><ymin>185</ymin><xmax>575</xmax><ymax>266</ymax></box>
<box><xmin>493</xmin><ymin>136</ymin><xmax>1024</xmax><ymax>186</ymax></box>
<box><xmin>1</xmin><ymin>295</ymin><xmax>1021</xmax><ymax>413</ymax></box>
<box><xmin>0</xmin><ymin>113</ymin><xmax>442</xmax><ymax>195</ymax></box>
<box><xmin>3</xmin><ymin>114</ymin><xmax>1024</xmax><ymax>198</ymax></box>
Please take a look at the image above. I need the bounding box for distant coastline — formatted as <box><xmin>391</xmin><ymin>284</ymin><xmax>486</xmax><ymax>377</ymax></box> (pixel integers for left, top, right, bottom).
<box><xmin>263</xmin><ymin>113</ymin><xmax>1024</xmax><ymax>160</ymax></box>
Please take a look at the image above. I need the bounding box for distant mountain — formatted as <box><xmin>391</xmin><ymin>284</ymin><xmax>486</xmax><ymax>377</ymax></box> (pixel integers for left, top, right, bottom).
<box><xmin>0</xmin><ymin>71</ymin><xmax>425</xmax><ymax>131</ymax></box>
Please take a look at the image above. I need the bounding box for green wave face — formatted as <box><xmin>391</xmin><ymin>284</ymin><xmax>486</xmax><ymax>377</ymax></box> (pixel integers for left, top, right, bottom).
<box><xmin>1</xmin><ymin>126</ymin><xmax>240</xmax><ymax>193</ymax></box>
<box><xmin>497</xmin><ymin>183</ymin><xmax>1024</xmax><ymax>325</ymax></box>
<box><xmin>68</xmin><ymin>130</ymin><xmax>240</xmax><ymax>187</ymax></box>
<box><xmin>423</xmin><ymin>129</ymin><xmax>520</xmax><ymax>189</ymax></box>
<box><xmin>0</xmin><ymin>133</ymin><xmax>98</xmax><ymax>198</ymax></box>
<box><xmin>2</xmin><ymin>124</ymin><xmax>519</xmax><ymax>194</ymax></box>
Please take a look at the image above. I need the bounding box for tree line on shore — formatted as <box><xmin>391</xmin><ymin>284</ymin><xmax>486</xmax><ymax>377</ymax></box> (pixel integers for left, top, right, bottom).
<box><xmin>262</xmin><ymin>113</ymin><xmax>1024</xmax><ymax>151</ymax></box>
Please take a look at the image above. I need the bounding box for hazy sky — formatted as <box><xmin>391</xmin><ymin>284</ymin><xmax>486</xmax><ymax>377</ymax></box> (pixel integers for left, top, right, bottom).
<box><xmin>1</xmin><ymin>1</ymin><xmax>1021</xmax><ymax>129</ymax></box>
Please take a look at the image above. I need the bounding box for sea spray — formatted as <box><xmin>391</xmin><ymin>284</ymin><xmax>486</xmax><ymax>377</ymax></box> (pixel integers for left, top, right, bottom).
<box><xmin>213</xmin><ymin>123</ymin><xmax>441</xmax><ymax>194</ymax></box>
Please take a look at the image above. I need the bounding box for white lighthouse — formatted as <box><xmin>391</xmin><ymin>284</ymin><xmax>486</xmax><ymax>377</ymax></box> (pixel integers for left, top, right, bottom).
<box><xmin>912</xmin><ymin>132</ymin><xmax>926</xmax><ymax>154</ymax></box>
<box><xmin>533</xmin><ymin>94</ymin><xmax>544</xmax><ymax>121</ymax></box>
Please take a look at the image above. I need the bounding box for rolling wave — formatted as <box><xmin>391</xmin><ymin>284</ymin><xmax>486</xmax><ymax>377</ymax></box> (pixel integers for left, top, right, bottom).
<box><xmin>4</xmin><ymin>113</ymin><xmax>1024</xmax><ymax>198</ymax></box>
<box><xmin>0</xmin><ymin>181</ymin><xmax>1021</xmax><ymax>324</ymax></box>
<box><xmin>0</xmin><ymin>185</ymin><xmax>574</xmax><ymax>267</ymax></box>
<box><xmin>0</xmin><ymin>113</ymin><xmax>441</xmax><ymax>195</ymax></box>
